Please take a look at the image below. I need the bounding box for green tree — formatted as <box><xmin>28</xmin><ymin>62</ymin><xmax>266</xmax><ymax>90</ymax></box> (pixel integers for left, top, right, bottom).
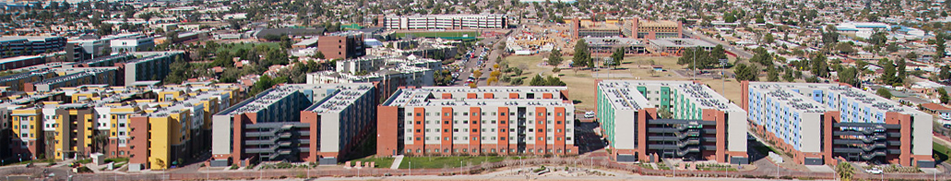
<box><xmin>879</xmin><ymin>58</ymin><xmax>899</xmax><ymax>86</ymax></box>
<box><xmin>836</xmin><ymin>162</ymin><xmax>854</xmax><ymax>181</ymax></box>
<box><xmin>608</xmin><ymin>48</ymin><xmax>624</xmax><ymax>68</ymax></box>
<box><xmin>896</xmin><ymin>58</ymin><xmax>906</xmax><ymax>84</ymax></box>
<box><xmin>547</xmin><ymin>49</ymin><xmax>563</xmax><ymax>67</ymax></box>
<box><xmin>783</xmin><ymin>68</ymin><xmax>795</xmax><ymax>82</ymax></box>
<box><xmin>838</xmin><ymin>67</ymin><xmax>860</xmax><ymax>87</ymax></box>
<box><xmin>767</xmin><ymin>66</ymin><xmax>779</xmax><ymax>82</ymax></box>
<box><xmin>529</xmin><ymin>74</ymin><xmax>546</xmax><ymax>86</ymax></box>
<box><xmin>939</xmin><ymin>88</ymin><xmax>950</xmax><ymax>104</ymax></box>
<box><xmin>733</xmin><ymin>63</ymin><xmax>759</xmax><ymax>81</ymax></box>
<box><xmin>811</xmin><ymin>54</ymin><xmax>829</xmax><ymax>78</ymax></box>
<box><xmin>876</xmin><ymin>88</ymin><xmax>893</xmax><ymax>99</ymax></box>
<box><xmin>937</xmin><ymin>33</ymin><xmax>947</xmax><ymax>59</ymax></box>
<box><xmin>941</xmin><ymin>65</ymin><xmax>951</xmax><ymax>80</ymax></box>
<box><xmin>763</xmin><ymin>33</ymin><xmax>774</xmax><ymax>44</ymax></box>
<box><xmin>573</xmin><ymin>40</ymin><xmax>590</xmax><ymax>68</ymax></box>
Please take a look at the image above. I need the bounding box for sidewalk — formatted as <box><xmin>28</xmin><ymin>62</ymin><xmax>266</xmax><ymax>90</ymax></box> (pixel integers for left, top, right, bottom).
<box><xmin>390</xmin><ymin>155</ymin><xmax>404</xmax><ymax>169</ymax></box>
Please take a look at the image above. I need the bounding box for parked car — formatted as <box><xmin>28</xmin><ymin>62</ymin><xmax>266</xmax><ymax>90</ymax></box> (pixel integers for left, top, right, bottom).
<box><xmin>584</xmin><ymin>111</ymin><xmax>596</xmax><ymax>118</ymax></box>
<box><xmin>866</xmin><ymin>168</ymin><xmax>883</xmax><ymax>174</ymax></box>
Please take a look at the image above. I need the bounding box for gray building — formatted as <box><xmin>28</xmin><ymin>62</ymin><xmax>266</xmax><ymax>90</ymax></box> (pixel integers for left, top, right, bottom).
<box><xmin>211</xmin><ymin>84</ymin><xmax>377</xmax><ymax>167</ymax></box>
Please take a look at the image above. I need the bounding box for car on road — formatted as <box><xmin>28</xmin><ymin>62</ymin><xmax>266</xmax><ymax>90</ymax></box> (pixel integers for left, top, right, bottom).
<box><xmin>866</xmin><ymin>168</ymin><xmax>883</xmax><ymax>174</ymax></box>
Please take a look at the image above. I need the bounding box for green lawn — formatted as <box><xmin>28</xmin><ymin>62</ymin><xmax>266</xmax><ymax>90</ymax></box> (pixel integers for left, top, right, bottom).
<box><xmin>935</xmin><ymin>142</ymin><xmax>951</xmax><ymax>161</ymax></box>
<box><xmin>393</xmin><ymin>31</ymin><xmax>480</xmax><ymax>39</ymax></box>
<box><xmin>349</xmin><ymin>156</ymin><xmax>395</xmax><ymax>169</ymax></box>
<box><xmin>217</xmin><ymin>42</ymin><xmax>280</xmax><ymax>53</ymax></box>
<box><xmin>400</xmin><ymin>156</ymin><xmax>522</xmax><ymax>169</ymax></box>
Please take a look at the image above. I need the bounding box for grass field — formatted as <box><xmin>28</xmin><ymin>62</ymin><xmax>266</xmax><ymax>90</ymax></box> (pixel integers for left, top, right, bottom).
<box><xmin>217</xmin><ymin>42</ymin><xmax>280</xmax><ymax>53</ymax></box>
<box><xmin>399</xmin><ymin>156</ymin><xmax>522</xmax><ymax>169</ymax></box>
<box><xmin>393</xmin><ymin>31</ymin><xmax>480</xmax><ymax>39</ymax></box>
<box><xmin>935</xmin><ymin>142</ymin><xmax>951</xmax><ymax>161</ymax></box>
<box><xmin>501</xmin><ymin>54</ymin><xmax>753</xmax><ymax>111</ymax></box>
<box><xmin>349</xmin><ymin>156</ymin><xmax>396</xmax><ymax>168</ymax></box>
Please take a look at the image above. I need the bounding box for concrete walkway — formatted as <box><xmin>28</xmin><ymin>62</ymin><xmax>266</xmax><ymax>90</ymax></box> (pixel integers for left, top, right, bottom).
<box><xmin>390</xmin><ymin>155</ymin><xmax>404</xmax><ymax>169</ymax></box>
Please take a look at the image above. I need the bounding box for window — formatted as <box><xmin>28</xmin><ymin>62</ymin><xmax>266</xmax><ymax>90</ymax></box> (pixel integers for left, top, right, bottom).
<box><xmin>472</xmin><ymin>129</ymin><xmax>477</xmax><ymax>132</ymax></box>
<box><xmin>453</xmin><ymin>137</ymin><xmax>458</xmax><ymax>140</ymax></box>
<box><xmin>501</xmin><ymin>137</ymin><xmax>506</xmax><ymax>140</ymax></box>
<box><xmin>416</xmin><ymin>113</ymin><xmax>421</xmax><ymax>116</ymax></box>
<box><xmin>444</xmin><ymin>121</ymin><xmax>449</xmax><ymax>124</ymax></box>
<box><xmin>500</xmin><ymin>121</ymin><xmax>506</xmax><ymax>124</ymax></box>
<box><xmin>556</xmin><ymin>121</ymin><xmax>562</xmax><ymax>124</ymax></box>
<box><xmin>416</xmin><ymin>121</ymin><xmax>421</xmax><ymax>124</ymax></box>
<box><xmin>444</xmin><ymin>129</ymin><xmax>449</xmax><ymax>132</ymax></box>
<box><xmin>463</xmin><ymin>112</ymin><xmax>469</xmax><ymax>116</ymax></box>
<box><xmin>444</xmin><ymin>113</ymin><xmax>450</xmax><ymax>116</ymax></box>
<box><xmin>500</xmin><ymin>129</ymin><xmax>506</xmax><ymax>132</ymax></box>
<box><xmin>416</xmin><ymin>129</ymin><xmax>421</xmax><ymax>133</ymax></box>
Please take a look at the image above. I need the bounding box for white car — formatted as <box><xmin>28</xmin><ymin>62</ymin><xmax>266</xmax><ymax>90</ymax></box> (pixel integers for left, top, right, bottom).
<box><xmin>866</xmin><ymin>168</ymin><xmax>883</xmax><ymax>174</ymax></box>
<box><xmin>584</xmin><ymin>111</ymin><xmax>596</xmax><ymax>118</ymax></box>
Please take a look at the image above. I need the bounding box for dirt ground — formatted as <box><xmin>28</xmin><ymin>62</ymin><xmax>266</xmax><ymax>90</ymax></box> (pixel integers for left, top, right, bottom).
<box><xmin>502</xmin><ymin>55</ymin><xmax>754</xmax><ymax>111</ymax></box>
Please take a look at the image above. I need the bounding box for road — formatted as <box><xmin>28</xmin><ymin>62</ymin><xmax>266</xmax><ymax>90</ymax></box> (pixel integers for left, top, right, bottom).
<box><xmin>683</xmin><ymin>28</ymin><xmax>753</xmax><ymax>59</ymax></box>
<box><xmin>455</xmin><ymin>37</ymin><xmax>501</xmax><ymax>86</ymax></box>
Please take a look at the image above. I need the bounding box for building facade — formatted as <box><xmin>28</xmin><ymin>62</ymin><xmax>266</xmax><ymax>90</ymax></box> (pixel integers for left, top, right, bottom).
<box><xmin>377</xmin><ymin>87</ymin><xmax>578</xmax><ymax>157</ymax></box>
<box><xmin>317</xmin><ymin>31</ymin><xmax>366</xmax><ymax>60</ymax></box>
<box><xmin>741</xmin><ymin>82</ymin><xmax>934</xmax><ymax>167</ymax></box>
<box><xmin>211</xmin><ymin>84</ymin><xmax>377</xmax><ymax>167</ymax></box>
<box><xmin>2</xmin><ymin>83</ymin><xmax>239</xmax><ymax>171</ymax></box>
<box><xmin>596</xmin><ymin>80</ymin><xmax>748</xmax><ymax>164</ymax></box>
<box><xmin>630</xmin><ymin>19</ymin><xmax>683</xmax><ymax>39</ymax></box>
<box><xmin>381</xmin><ymin>14</ymin><xmax>506</xmax><ymax>30</ymax></box>
<box><xmin>0</xmin><ymin>36</ymin><xmax>67</xmax><ymax>58</ymax></box>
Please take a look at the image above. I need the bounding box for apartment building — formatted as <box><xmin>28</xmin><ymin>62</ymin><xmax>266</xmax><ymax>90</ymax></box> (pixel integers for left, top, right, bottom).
<box><xmin>0</xmin><ymin>36</ymin><xmax>67</xmax><ymax>58</ymax></box>
<box><xmin>120</xmin><ymin>51</ymin><xmax>183</xmax><ymax>85</ymax></box>
<box><xmin>0</xmin><ymin>70</ymin><xmax>56</xmax><ymax>91</ymax></box>
<box><xmin>741</xmin><ymin>82</ymin><xmax>934</xmax><ymax>167</ymax></box>
<box><xmin>110</xmin><ymin>35</ymin><xmax>155</xmax><ymax>53</ymax></box>
<box><xmin>377</xmin><ymin>87</ymin><xmax>578</xmax><ymax>157</ymax></box>
<box><xmin>66</xmin><ymin>33</ymin><xmax>143</xmax><ymax>62</ymax></box>
<box><xmin>630</xmin><ymin>19</ymin><xmax>683</xmax><ymax>39</ymax></box>
<box><xmin>0</xmin><ymin>55</ymin><xmax>48</xmax><ymax>71</ymax></box>
<box><xmin>1</xmin><ymin>83</ymin><xmax>240</xmax><ymax>170</ymax></box>
<box><xmin>380</xmin><ymin>14</ymin><xmax>506</xmax><ymax>30</ymax></box>
<box><xmin>308</xmin><ymin>56</ymin><xmax>440</xmax><ymax>99</ymax></box>
<box><xmin>317</xmin><ymin>31</ymin><xmax>366</xmax><ymax>60</ymax></box>
<box><xmin>25</xmin><ymin>68</ymin><xmax>119</xmax><ymax>92</ymax></box>
<box><xmin>211</xmin><ymin>84</ymin><xmax>377</xmax><ymax>167</ymax></box>
<box><xmin>596</xmin><ymin>80</ymin><xmax>748</xmax><ymax>164</ymax></box>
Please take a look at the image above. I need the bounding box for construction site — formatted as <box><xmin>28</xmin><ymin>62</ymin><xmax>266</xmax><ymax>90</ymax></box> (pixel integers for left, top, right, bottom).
<box><xmin>505</xmin><ymin>17</ymin><xmax>715</xmax><ymax>58</ymax></box>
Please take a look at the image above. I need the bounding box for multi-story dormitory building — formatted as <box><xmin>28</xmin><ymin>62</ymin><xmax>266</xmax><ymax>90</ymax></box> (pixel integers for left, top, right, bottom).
<box><xmin>596</xmin><ymin>80</ymin><xmax>748</xmax><ymax>164</ymax></box>
<box><xmin>377</xmin><ymin>87</ymin><xmax>578</xmax><ymax>157</ymax></box>
<box><xmin>211</xmin><ymin>84</ymin><xmax>377</xmax><ymax>167</ymax></box>
<box><xmin>0</xmin><ymin>36</ymin><xmax>67</xmax><ymax>58</ymax></box>
<box><xmin>0</xmin><ymin>83</ymin><xmax>241</xmax><ymax>171</ymax></box>
<box><xmin>307</xmin><ymin>56</ymin><xmax>441</xmax><ymax>100</ymax></box>
<box><xmin>379</xmin><ymin>14</ymin><xmax>507</xmax><ymax>30</ymax></box>
<box><xmin>741</xmin><ymin>82</ymin><xmax>934</xmax><ymax>168</ymax></box>
<box><xmin>0</xmin><ymin>51</ymin><xmax>183</xmax><ymax>92</ymax></box>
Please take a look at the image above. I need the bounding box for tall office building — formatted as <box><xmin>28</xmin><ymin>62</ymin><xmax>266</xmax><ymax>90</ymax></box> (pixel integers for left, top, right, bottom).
<box><xmin>741</xmin><ymin>82</ymin><xmax>934</xmax><ymax>167</ymax></box>
<box><xmin>596</xmin><ymin>80</ymin><xmax>748</xmax><ymax>164</ymax></box>
<box><xmin>377</xmin><ymin>87</ymin><xmax>578</xmax><ymax>156</ymax></box>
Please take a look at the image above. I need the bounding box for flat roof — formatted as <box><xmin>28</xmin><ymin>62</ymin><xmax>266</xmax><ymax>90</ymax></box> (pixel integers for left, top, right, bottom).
<box><xmin>384</xmin><ymin>86</ymin><xmax>571</xmax><ymax>108</ymax></box>
<box><xmin>649</xmin><ymin>38</ymin><xmax>716</xmax><ymax>48</ymax></box>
